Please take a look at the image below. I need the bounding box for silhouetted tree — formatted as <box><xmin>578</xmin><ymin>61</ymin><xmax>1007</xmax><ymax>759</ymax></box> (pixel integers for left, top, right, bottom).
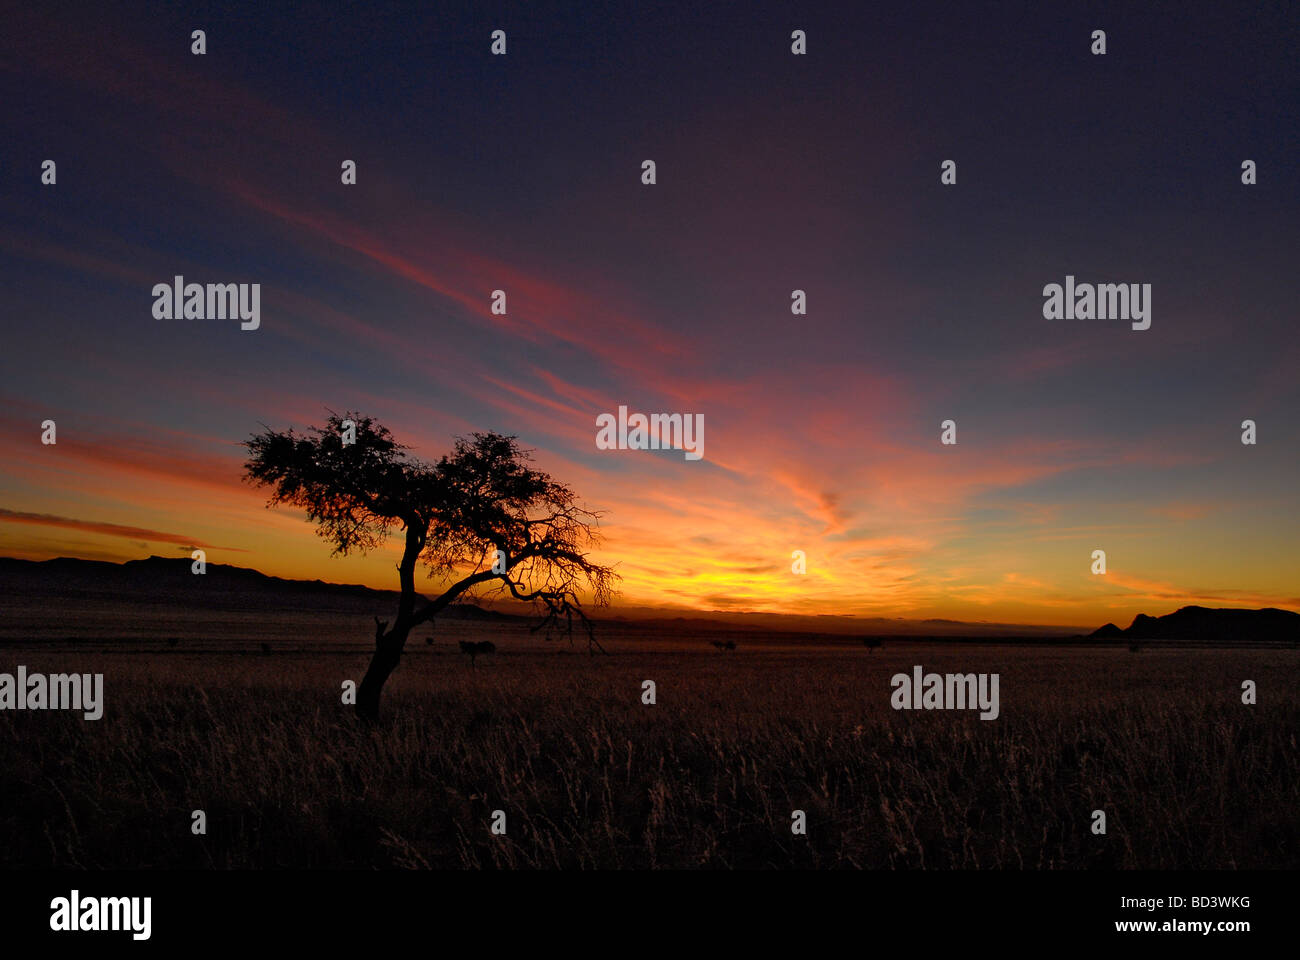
<box><xmin>243</xmin><ymin>412</ymin><xmax>617</xmax><ymax>720</ymax></box>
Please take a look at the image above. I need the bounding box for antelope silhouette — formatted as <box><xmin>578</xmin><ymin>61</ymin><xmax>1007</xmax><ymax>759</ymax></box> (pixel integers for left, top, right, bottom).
<box><xmin>710</xmin><ymin>640</ymin><xmax>736</xmax><ymax>651</ymax></box>
<box><xmin>459</xmin><ymin>639</ymin><xmax>496</xmax><ymax>667</ymax></box>
<box><xmin>862</xmin><ymin>637</ymin><xmax>882</xmax><ymax>653</ymax></box>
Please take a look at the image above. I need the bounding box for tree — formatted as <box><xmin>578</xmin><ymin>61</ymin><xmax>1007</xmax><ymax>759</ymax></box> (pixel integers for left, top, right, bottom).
<box><xmin>242</xmin><ymin>412</ymin><xmax>618</xmax><ymax>720</ymax></box>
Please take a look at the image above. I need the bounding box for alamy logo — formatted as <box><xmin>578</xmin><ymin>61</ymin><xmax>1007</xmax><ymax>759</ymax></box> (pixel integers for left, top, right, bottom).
<box><xmin>152</xmin><ymin>275</ymin><xmax>261</xmax><ymax>330</ymax></box>
<box><xmin>50</xmin><ymin>890</ymin><xmax>151</xmax><ymax>940</ymax></box>
<box><xmin>1042</xmin><ymin>275</ymin><xmax>1151</xmax><ymax>330</ymax></box>
<box><xmin>595</xmin><ymin>405</ymin><xmax>704</xmax><ymax>461</ymax></box>
<box><xmin>891</xmin><ymin>665</ymin><xmax>1000</xmax><ymax>720</ymax></box>
<box><xmin>0</xmin><ymin>666</ymin><xmax>103</xmax><ymax>720</ymax></box>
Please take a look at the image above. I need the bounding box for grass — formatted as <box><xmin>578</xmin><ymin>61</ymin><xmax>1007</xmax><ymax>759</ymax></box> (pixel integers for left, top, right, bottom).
<box><xmin>1</xmin><ymin>643</ymin><xmax>1296</xmax><ymax>869</ymax></box>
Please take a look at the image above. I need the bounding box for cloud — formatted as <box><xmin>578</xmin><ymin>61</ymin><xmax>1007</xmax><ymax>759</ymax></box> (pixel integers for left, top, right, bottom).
<box><xmin>0</xmin><ymin>509</ymin><xmax>247</xmax><ymax>552</ymax></box>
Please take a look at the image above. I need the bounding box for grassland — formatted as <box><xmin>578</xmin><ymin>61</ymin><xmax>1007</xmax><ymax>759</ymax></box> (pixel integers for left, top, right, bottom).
<box><xmin>1</xmin><ymin>640</ymin><xmax>1296</xmax><ymax>869</ymax></box>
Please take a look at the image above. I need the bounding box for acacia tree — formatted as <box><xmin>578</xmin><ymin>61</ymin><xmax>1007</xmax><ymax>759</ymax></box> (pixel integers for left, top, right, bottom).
<box><xmin>243</xmin><ymin>412</ymin><xmax>618</xmax><ymax>720</ymax></box>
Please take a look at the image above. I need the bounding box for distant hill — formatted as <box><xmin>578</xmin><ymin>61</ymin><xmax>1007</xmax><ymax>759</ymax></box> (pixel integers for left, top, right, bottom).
<box><xmin>1089</xmin><ymin>606</ymin><xmax>1300</xmax><ymax>644</ymax></box>
<box><xmin>604</xmin><ymin>609</ymin><xmax>1088</xmax><ymax>637</ymax></box>
<box><xmin>0</xmin><ymin>556</ymin><xmax>519</xmax><ymax>621</ymax></box>
<box><xmin>0</xmin><ymin>556</ymin><xmax>1096</xmax><ymax>637</ymax></box>
<box><xmin>11</xmin><ymin>557</ymin><xmax>1291</xmax><ymax>645</ymax></box>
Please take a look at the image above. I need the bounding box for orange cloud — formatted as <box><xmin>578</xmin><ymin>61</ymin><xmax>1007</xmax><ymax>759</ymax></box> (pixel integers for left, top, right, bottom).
<box><xmin>0</xmin><ymin>509</ymin><xmax>247</xmax><ymax>552</ymax></box>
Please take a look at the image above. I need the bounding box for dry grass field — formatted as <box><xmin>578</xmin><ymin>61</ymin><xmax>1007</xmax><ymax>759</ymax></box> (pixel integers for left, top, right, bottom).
<box><xmin>2</xmin><ymin>639</ymin><xmax>1297</xmax><ymax>870</ymax></box>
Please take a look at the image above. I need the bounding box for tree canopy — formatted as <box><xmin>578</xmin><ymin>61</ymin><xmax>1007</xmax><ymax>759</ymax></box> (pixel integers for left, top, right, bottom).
<box><xmin>243</xmin><ymin>412</ymin><xmax>618</xmax><ymax>717</ymax></box>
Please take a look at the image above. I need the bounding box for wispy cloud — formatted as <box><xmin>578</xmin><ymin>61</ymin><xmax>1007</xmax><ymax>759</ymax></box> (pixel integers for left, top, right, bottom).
<box><xmin>0</xmin><ymin>509</ymin><xmax>247</xmax><ymax>552</ymax></box>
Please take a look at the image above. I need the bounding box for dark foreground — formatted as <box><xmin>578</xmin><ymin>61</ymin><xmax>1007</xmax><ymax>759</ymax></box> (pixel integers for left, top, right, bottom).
<box><xmin>1</xmin><ymin>643</ymin><xmax>1296</xmax><ymax>869</ymax></box>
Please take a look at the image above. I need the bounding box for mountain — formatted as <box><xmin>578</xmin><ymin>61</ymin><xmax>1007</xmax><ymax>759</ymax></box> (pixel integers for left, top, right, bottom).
<box><xmin>0</xmin><ymin>556</ymin><xmax>518</xmax><ymax>621</ymax></box>
<box><xmin>602</xmin><ymin>608</ymin><xmax>1088</xmax><ymax>637</ymax></box>
<box><xmin>0</xmin><ymin>557</ymin><xmax>1096</xmax><ymax>637</ymax></box>
<box><xmin>1088</xmin><ymin>606</ymin><xmax>1300</xmax><ymax>644</ymax></box>
<box><xmin>15</xmin><ymin>558</ymin><xmax>1292</xmax><ymax>644</ymax></box>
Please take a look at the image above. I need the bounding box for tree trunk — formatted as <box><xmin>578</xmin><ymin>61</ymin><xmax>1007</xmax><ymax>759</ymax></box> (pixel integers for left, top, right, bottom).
<box><xmin>356</xmin><ymin>522</ymin><xmax>424</xmax><ymax>721</ymax></box>
<box><xmin>357</xmin><ymin>625</ymin><xmax>409</xmax><ymax>721</ymax></box>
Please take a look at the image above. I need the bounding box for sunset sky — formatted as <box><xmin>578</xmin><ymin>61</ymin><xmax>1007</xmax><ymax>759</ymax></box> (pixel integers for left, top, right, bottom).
<box><xmin>2</xmin><ymin>3</ymin><xmax>1297</xmax><ymax>629</ymax></box>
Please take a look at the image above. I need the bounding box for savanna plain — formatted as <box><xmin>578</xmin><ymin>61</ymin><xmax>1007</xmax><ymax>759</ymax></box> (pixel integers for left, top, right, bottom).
<box><xmin>2</xmin><ymin>630</ymin><xmax>1296</xmax><ymax>870</ymax></box>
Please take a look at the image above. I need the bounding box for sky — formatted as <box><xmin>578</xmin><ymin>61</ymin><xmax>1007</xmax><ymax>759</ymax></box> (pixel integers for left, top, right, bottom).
<box><xmin>1</xmin><ymin>1</ymin><xmax>1297</xmax><ymax>629</ymax></box>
